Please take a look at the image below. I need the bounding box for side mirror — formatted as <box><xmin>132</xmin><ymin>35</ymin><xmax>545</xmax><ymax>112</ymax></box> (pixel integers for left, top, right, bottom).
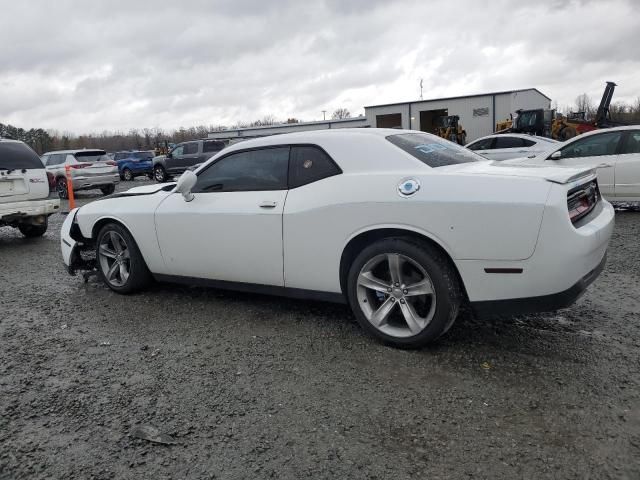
<box><xmin>550</xmin><ymin>150</ymin><xmax>562</xmax><ymax>160</ymax></box>
<box><xmin>175</xmin><ymin>170</ymin><xmax>197</xmax><ymax>202</ymax></box>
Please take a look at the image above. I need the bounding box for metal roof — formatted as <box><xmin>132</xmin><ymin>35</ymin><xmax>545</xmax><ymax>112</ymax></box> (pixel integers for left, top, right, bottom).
<box><xmin>209</xmin><ymin>116</ymin><xmax>367</xmax><ymax>135</ymax></box>
<box><xmin>364</xmin><ymin>88</ymin><xmax>551</xmax><ymax>109</ymax></box>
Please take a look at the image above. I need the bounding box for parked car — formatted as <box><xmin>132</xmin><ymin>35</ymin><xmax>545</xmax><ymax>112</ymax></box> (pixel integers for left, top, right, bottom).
<box><xmin>466</xmin><ymin>133</ymin><xmax>560</xmax><ymax>160</ymax></box>
<box><xmin>505</xmin><ymin>125</ymin><xmax>640</xmax><ymax>202</ymax></box>
<box><xmin>61</xmin><ymin>129</ymin><xmax>613</xmax><ymax>348</ymax></box>
<box><xmin>152</xmin><ymin>139</ymin><xmax>226</xmax><ymax>182</ymax></box>
<box><xmin>1</xmin><ymin>138</ymin><xmax>60</xmax><ymax>237</ymax></box>
<box><xmin>41</xmin><ymin>149</ymin><xmax>119</xmax><ymax>199</ymax></box>
<box><xmin>113</xmin><ymin>150</ymin><xmax>154</xmax><ymax>181</ymax></box>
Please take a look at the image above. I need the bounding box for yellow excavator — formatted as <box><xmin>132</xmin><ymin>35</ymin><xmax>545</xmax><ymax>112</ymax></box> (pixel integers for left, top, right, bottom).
<box><xmin>495</xmin><ymin>81</ymin><xmax>623</xmax><ymax>140</ymax></box>
<box><xmin>435</xmin><ymin>115</ymin><xmax>467</xmax><ymax>145</ymax></box>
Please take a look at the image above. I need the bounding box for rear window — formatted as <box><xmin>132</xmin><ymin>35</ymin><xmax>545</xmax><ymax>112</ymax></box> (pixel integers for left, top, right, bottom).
<box><xmin>0</xmin><ymin>142</ymin><xmax>45</xmax><ymax>170</ymax></box>
<box><xmin>74</xmin><ymin>151</ymin><xmax>109</xmax><ymax>163</ymax></box>
<box><xmin>387</xmin><ymin>133</ymin><xmax>479</xmax><ymax>167</ymax></box>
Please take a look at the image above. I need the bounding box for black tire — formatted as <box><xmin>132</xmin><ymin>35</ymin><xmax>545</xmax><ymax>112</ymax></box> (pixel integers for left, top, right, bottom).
<box><xmin>346</xmin><ymin>237</ymin><xmax>462</xmax><ymax>349</ymax></box>
<box><xmin>56</xmin><ymin>177</ymin><xmax>69</xmax><ymax>199</ymax></box>
<box><xmin>18</xmin><ymin>217</ymin><xmax>48</xmax><ymax>238</ymax></box>
<box><xmin>154</xmin><ymin>165</ymin><xmax>167</xmax><ymax>183</ymax></box>
<box><xmin>100</xmin><ymin>184</ymin><xmax>115</xmax><ymax>195</ymax></box>
<box><xmin>123</xmin><ymin>168</ymin><xmax>133</xmax><ymax>181</ymax></box>
<box><xmin>96</xmin><ymin>223</ymin><xmax>152</xmax><ymax>294</ymax></box>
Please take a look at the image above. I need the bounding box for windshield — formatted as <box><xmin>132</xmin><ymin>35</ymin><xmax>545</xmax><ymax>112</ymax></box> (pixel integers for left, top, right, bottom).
<box><xmin>386</xmin><ymin>133</ymin><xmax>480</xmax><ymax>167</ymax></box>
<box><xmin>74</xmin><ymin>151</ymin><xmax>109</xmax><ymax>163</ymax></box>
<box><xmin>132</xmin><ymin>151</ymin><xmax>154</xmax><ymax>159</ymax></box>
<box><xmin>0</xmin><ymin>141</ymin><xmax>45</xmax><ymax>170</ymax></box>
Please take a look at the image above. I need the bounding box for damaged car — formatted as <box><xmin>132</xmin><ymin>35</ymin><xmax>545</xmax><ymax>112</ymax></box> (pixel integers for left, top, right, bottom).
<box><xmin>61</xmin><ymin>129</ymin><xmax>614</xmax><ymax>348</ymax></box>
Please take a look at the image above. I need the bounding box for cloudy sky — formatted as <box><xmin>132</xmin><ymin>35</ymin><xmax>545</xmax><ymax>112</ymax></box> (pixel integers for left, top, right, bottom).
<box><xmin>1</xmin><ymin>0</ymin><xmax>638</xmax><ymax>134</ymax></box>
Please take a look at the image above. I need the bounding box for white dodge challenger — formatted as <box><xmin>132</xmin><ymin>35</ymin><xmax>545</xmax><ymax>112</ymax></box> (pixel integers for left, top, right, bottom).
<box><xmin>61</xmin><ymin>129</ymin><xmax>614</xmax><ymax>348</ymax></box>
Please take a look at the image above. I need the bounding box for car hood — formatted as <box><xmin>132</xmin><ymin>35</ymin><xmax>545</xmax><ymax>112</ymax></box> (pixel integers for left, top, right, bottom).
<box><xmin>442</xmin><ymin>160</ymin><xmax>596</xmax><ymax>185</ymax></box>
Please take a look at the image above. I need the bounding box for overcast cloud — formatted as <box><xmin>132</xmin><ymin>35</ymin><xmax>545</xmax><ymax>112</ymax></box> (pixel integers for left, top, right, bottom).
<box><xmin>1</xmin><ymin>0</ymin><xmax>638</xmax><ymax>133</ymax></box>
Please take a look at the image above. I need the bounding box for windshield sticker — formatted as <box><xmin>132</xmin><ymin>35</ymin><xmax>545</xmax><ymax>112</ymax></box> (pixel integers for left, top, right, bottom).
<box><xmin>414</xmin><ymin>143</ymin><xmax>449</xmax><ymax>155</ymax></box>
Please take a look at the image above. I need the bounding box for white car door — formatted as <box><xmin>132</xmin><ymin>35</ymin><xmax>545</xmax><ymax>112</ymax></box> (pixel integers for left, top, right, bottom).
<box><xmin>546</xmin><ymin>130</ymin><xmax>623</xmax><ymax>199</ymax></box>
<box><xmin>154</xmin><ymin>146</ymin><xmax>290</xmax><ymax>286</ymax></box>
<box><xmin>614</xmin><ymin>130</ymin><xmax>640</xmax><ymax>200</ymax></box>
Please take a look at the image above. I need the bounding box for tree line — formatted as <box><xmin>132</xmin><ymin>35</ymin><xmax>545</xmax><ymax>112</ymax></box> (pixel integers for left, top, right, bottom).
<box><xmin>4</xmin><ymin>95</ymin><xmax>640</xmax><ymax>156</ymax></box>
<box><xmin>0</xmin><ymin>108</ymin><xmax>354</xmax><ymax>155</ymax></box>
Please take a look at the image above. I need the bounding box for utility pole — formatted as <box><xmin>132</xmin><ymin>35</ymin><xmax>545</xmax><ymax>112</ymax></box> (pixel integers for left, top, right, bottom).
<box><xmin>322</xmin><ymin>110</ymin><xmax>327</xmax><ymax>121</ymax></box>
<box><xmin>419</xmin><ymin>79</ymin><xmax>423</xmax><ymax>100</ymax></box>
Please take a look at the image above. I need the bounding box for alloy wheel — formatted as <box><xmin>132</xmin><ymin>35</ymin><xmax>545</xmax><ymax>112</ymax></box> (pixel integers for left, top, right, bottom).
<box><xmin>123</xmin><ymin>169</ymin><xmax>133</xmax><ymax>181</ymax></box>
<box><xmin>98</xmin><ymin>231</ymin><xmax>131</xmax><ymax>287</ymax></box>
<box><xmin>356</xmin><ymin>253</ymin><xmax>436</xmax><ymax>338</ymax></box>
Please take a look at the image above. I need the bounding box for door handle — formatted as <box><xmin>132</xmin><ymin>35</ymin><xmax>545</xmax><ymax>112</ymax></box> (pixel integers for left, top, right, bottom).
<box><xmin>259</xmin><ymin>201</ymin><xmax>277</xmax><ymax>208</ymax></box>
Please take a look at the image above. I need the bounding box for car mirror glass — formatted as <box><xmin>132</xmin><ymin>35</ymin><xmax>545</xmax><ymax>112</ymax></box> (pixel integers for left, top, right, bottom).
<box><xmin>175</xmin><ymin>170</ymin><xmax>197</xmax><ymax>202</ymax></box>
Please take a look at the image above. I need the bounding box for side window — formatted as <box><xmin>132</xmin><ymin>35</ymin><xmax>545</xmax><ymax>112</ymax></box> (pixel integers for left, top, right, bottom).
<box><xmin>621</xmin><ymin>131</ymin><xmax>640</xmax><ymax>155</ymax></box>
<box><xmin>522</xmin><ymin>139</ymin><xmax>536</xmax><ymax>147</ymax></box>
<box><xmin>47</xmin><ymin>154</ymin><xmax>64</xmax><ymax>166</ymax></box>
<box><xmin>193</xmin><ymin>147</ymin><xmax>289</xmax><ymax>193</ymax></box>
<box><xmin>183</xmin><ymin>143</ymin><xmax>198</xmax><ymax>155</ymax></box>
<box><xmin>560</xmin><ymin>131</ymin><xmax>622</xmax><ymax>159</ymax></box>
<box><xmin>494</xmin><ymin>137</ymin><xmax>524</xmax><ymax>149</ymax></box>
<box><xmin>203</xmin><ymin>140</ymin><xmax>225</xmax><ymax>153</ymax></box>
<box><xmin>289</xmin><ymin>145</ymin><xmax>341</xmax><ymax>188</ymax></box>
<box><xmin>40</xmin><ymin>155</ymin><xmax>50</xmax><ymax>165</ymax></box>
<box><xmin>171</xmin><ymin>145</ymin><xmax>184</xmax><ymax>156</ymax></box>
<box><xmin>467</xmin><ymin>138</ymin><xmax>494</xmax><ymax>151</ymax></box>
<box><xmin>114</xmin><ymin>153</ymin><xmax>123</xmax><ymax>161</ymax></box>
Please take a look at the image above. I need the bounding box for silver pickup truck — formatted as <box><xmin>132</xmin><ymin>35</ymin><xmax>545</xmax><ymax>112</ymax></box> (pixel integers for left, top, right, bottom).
<box><xmin>152</xmin><ymin>139</ymin><xmax>226</xmax><ymax>182</ymax></box>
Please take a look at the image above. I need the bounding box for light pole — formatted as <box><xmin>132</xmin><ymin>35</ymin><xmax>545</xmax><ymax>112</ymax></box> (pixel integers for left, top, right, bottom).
<box><xmin>322</xmin><ymin>110</ymin><xmax>326</xmax><ymax>121</ymax></box>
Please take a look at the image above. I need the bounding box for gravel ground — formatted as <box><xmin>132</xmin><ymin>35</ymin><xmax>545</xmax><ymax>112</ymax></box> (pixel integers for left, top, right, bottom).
<box><xmin>1</xmin><ymin>179</ymin><xmax>639</xmax><ymax>480</ymax></box>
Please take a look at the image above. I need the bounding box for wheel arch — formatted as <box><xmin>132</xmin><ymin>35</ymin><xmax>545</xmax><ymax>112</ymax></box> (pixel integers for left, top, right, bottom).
<box><xmin>338</xmin><ymin>226</ymin><xmax>467</xmax><ymax>299</ymax></box>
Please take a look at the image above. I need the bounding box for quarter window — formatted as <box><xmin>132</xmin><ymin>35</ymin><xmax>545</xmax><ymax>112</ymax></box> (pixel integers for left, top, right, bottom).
<box><xmin>193</xmin><ymin>147</ymin><xmax>289</xmax><ymax>193</ymax></box>
<box><xmin>289</xmin><ymin>146</ymin><xmax>341</xmax><ymax>188</ymax></box>
<box><xmin>559</xmin><ymin>131</ymin><xmax>622</xmax><ymax>159</ymax></box>
<box><xmin>203</xmin><ymin>141</ymin><xmax>225</xmax><ymax>153</ymax></box>
<box><xmin>621</xmin><ymin>131</ymin><xmax>640</xmax><ymax>154</ymax></box>
<box><xmin>467</xmin><ymin>138</ymin><xmax>494</xmax><ymax>150</ymax></box>
<box><xmin>522</xmin><ymin>139</ymin><xmax>536</xmax><ymax>147</ymax></box>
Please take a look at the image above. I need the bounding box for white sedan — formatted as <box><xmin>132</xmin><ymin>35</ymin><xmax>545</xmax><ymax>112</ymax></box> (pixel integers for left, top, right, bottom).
<box><xmin>466</xmin><ymin>133</ymin><xmax>560</xmax><ymax>161</ymax></box>
<box><xmin>505</xmin><ymin>126</ymin><xmax>640</xmax><ymax>202</ymax></box>
<box><xmin>61</xmin><ymin>129</ymin><xmax>613</xmax><ymax>348</ymax></box>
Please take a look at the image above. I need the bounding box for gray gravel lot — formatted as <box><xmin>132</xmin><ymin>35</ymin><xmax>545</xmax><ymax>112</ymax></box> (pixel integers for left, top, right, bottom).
<box><xmin>1</xmin><ymin>179</ymin><xmax>639</xmax><ymax>479</ymax></box>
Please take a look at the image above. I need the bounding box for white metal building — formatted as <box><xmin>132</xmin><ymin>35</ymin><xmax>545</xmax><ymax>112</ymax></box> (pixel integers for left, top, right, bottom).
<box><xmin>207</xmin><ymin>88</ymin><xmax>550</xmax><ymax>143</ymax></box>
<box><xmin>364</xmin><ymin>88</ymin><xmax>551</xmax><ymax>142</ymax></box>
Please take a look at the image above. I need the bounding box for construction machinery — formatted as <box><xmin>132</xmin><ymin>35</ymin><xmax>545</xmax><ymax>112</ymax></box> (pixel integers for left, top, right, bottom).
<box><xmin>435</xmin><ymin>115</ymin><xmax>467</xmax><ymax>145</ymax></box>
<box><xmin>495</xmin><ymin>81</ymin><xmax>623</xmax><ymax>140</ymax></box>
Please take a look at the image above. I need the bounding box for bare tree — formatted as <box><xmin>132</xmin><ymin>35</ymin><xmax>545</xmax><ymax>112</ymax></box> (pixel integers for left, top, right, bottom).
<box><xmin>574</xmin><ymin>93</ymin><xmax>594</xmax><ymax>117</ymax></box>
<box><xmin>332</xmin><ymin>108</ymin><xmax>351</xmax><ymax>119</ymax></box>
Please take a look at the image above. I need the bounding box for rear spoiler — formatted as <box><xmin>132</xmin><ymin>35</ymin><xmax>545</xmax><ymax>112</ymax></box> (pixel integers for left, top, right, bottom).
<box><xmin>545</xmin><ymin>168</ymin><xmax>597</xmax><ymax>185</ymax></box>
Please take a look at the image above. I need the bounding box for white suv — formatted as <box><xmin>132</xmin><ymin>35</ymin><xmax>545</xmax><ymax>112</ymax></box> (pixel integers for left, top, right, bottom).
<box><xmin>0</xmin><ymin>138</ymin><xmax>60</xmax><ymax>237</ymax></box>
<box><xmin>41</xmin><ymin>149</ymin><xmax>119</xmax><ymax>199</ymax></box>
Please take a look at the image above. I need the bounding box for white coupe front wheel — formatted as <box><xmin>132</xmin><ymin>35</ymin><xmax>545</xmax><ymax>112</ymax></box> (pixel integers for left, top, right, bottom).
<box><xmin>96</xmin><ymin>223</ymin><xmax>152</xmax><ymax>294</ymax></box>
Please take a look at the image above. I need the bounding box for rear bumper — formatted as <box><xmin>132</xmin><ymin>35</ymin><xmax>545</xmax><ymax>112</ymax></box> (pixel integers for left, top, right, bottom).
<box><xmin>471</xmin><ymin>253</ymin><xmax>606</xmax><ymax>316</ymax></box>
<box><xmin>71</xmin><ymin>174</ymin><xmax>119</xmax><ymax>190</ymax></box>
<box><xmin>0</xmin><ymin>198</ymin><xmax>60</xmax><ymax>220</ymax></box>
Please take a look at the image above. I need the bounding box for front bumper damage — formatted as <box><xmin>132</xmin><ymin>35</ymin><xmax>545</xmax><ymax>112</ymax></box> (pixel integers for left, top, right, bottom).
<box><xmin>60</xmin><ymin>208</ymin><xmax>96</xmax><ymax>276</ymax></box>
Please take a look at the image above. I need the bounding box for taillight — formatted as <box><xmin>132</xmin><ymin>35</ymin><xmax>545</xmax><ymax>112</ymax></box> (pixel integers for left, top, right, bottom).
<box><xmin>106</xmin><ymin>161</ymin><xmax>117</xmax><ymax>166</ymax></box>
<box><xmin>70</xmin><ymin>163</ymin><xmax>90</xmax><ymax>169</ymax></box>
<box><xmin>567</xmin><ymin>180</ymin><xmax>599</xmax><ymax>225</ymax></box>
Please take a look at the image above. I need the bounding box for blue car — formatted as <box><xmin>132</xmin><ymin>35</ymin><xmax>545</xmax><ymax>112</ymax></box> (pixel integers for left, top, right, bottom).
<box><xmin>113</xmin><ymin>150</ymin><xmax>155</xmax><ymax>181</ymax></box>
